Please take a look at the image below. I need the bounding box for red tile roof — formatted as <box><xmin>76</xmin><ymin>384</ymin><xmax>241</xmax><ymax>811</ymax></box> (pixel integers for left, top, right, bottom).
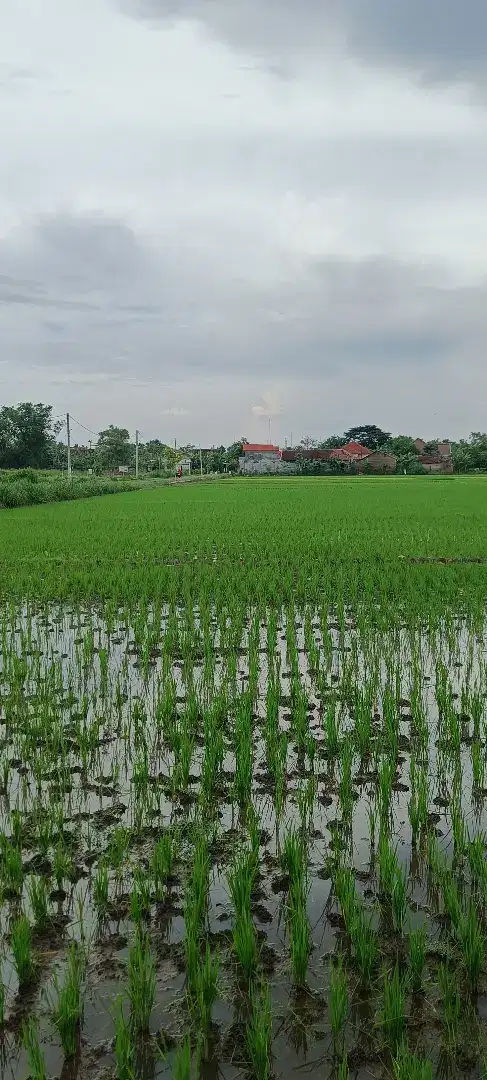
<box><xmin>242</xmin><ymin>443</ymin><xmax>281</xmax><ymax>453</ymax></box>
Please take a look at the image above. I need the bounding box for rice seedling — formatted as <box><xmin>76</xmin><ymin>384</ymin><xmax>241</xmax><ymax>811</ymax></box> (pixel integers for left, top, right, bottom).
<box><xmin>381</xmin><ymin>964</ymin><xmax>408</xmax><ymax>1052</ymax></box>
<box><xmin>455</xmin><ymin>900</ymin><xmax>485</xmax><ymax>992</ymax></box>
<box><xmin>350</xmin><ymin>908</ymin><xmax>378</xmax><ymax>983</ymax></box>
<box><xmin>51</xmin><ymin>942</ymin><xmax>85</xmax><ymax>1058</ymax></box>
<box><xmin>172</xmin><ymin>1035</ymin><xmax>197</xmax><ymax>1080</ymax></box>
<box><xmin>438</xmin><ymin>962</ymin><xmax>461</xmax><ymax>1048</ymax></box>
<box><xmin>393</xmin><ymin>1042</ymin><xmax>433</xmax><ymax>1080</ymax></box>
<box><xmin>190</xmin><ymin>943</ymin><xmax>219</xmax><ymax>1055</ymax></box>
<box><xmin>11</xmin><ymin>914</ymin><xmax>34</xmax><ymax>987</ymax></box>
<box><xmin>28</xmin><ymin>875</ymin><xmax>50</xmax><ymax>930</ymax></box>
<box><xmin>22</xmin><ymin>1018</ymin><xmax>47</xmax><ymax>1080</ymax></box>
<box><xmin>114</xmin><ymin>997</ymin><xmax>134</xmax><ymax>1080</ymax></box>
<box><xmin>127</xmin><ymin>930</ymin><xmax>156</xmax><ymax>1033</ymax></box>
<box><xmin>408</xmin><ymin>926</ymin><xmax>427</xmax><ymax>992</ymax></box>
<box><xmin>246</xmin><ymin>979</ymin><xmax>273</xmax><ymax>1080</ymax></box>
<box><xmin>329</xmin><ymin>954</ymin><xmax>348</xmax><ymax>1054</ymax></box>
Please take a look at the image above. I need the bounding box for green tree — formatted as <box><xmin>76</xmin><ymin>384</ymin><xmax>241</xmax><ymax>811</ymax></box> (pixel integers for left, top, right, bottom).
<box><xmin>0</xmin><ymin>402</ymin><xmax>61</xmax><ymax>469</ymax></box>
<box><xmin>96</xmin><ymin>426</ymin><xmax>132</xmax><ymax>470</ymax></box>
<box><xmin>387</xmin><ymin>435</ymin><xmax>418</xmax><ymax>458</ymax></box>
<box><xmin>318</xmin><ymin>435</ymin><xmax>345</xmax><ymax>449</ymax></box>
<box><xmin>343</xmin><ymin>425</ymin><xmax>391</xmax><ymax>450</ymax></box>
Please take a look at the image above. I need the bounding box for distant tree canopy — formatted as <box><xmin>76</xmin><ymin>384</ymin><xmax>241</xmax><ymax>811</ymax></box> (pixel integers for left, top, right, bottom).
<box><xmin>343</xmin><ymin>425</ymin><xmax>392</xmax><ymax>450</ymax></box>
<box><xmin>96</xmin><ymin>426</ymin><xmax>132</xmax><ymax>470</ymax></box>
<box><xmin>0</xmin><ymin>403</ymin><xmax>61</xmax><ymax>469</ymax></box>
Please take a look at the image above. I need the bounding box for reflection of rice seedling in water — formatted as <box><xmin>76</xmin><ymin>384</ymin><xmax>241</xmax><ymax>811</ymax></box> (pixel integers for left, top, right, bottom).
<box><xmin>246</xmin><ymin>979</ymin><xmax>272</xmax><ymax>1080</ymax></box>
<box><xmin>22</xmin><ymin>1018</ymin><xmax>47</xmax><ymax>1080</ymax></box>
<box><xmin>381</xmin><ymin>965</ymin><xmax>408</xmax><ymax>1052</ymax></box>
<box><xmin>12</xmin><ymin>914</ymin><xmax>34</xmax><ymax>987</ymax></box>
<box><xmin>51</xmin><ymin>942</ymin><xmax>85</xmax><ymax>1058</ymax></box>
<box><xmin>391</xmin><ymin>865</ymin><xmax>408</xmax><ymax>933</ymax></box>
<box><xmin>408</xmin><ymin>926</ymin><xmax>427</xmax><ymax>992</ymax></box>
<box><xmin>330</xmin><ymin>955</ymin><xmax>348</xmax><ymax>1053</ymax></box>
<box><xmin>0</xmin><ymin>978</ymin><xmax>5</xmax><ymax>1027</ymax></box>
<box><xmin>114</xmin><ymin>997</ymin><xmax>134</xmax><ymax>1080</ymax></box>
<box><xmin>127</xmin><ymin>930</ymin><xmax>156</xmax><ymax>1033</ymax></box>
<box><xmin>393</xmin><ymin>1041</ymin><xmax>433</xmax><ymax>1080</ymax></box>
<box><xmin>288</xmin><ymin>882</ymin><xmax>311</xmax><ymax>988</ymax></box>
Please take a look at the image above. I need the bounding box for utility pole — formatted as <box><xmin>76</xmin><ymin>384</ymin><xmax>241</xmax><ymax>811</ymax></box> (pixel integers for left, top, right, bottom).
<box><xmin>135</xmin><ymin>430</ymin><xmax>139</xmax><ymax>479</ymax></box>
<box><xmin>66</xmin><ymin>412</ymin><xmax>72</xmax><ymax>478</ymax></box>
<box><xmin>200</xmin><ymin>447</ymin><xmax>203</xmax><ymax>476</ymax></box>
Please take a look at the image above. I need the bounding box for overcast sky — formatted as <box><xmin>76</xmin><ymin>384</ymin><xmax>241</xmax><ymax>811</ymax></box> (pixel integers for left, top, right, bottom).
<box><xmin>1</xmin><ymin>1</ymin><xmax>487</xmax><ymax>445</ymax></box>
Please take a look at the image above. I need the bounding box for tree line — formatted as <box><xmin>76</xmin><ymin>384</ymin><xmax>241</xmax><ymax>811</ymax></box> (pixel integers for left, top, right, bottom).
<box><xmin>1</xmin><ymin>406</ymin><xmax>487</xmax><ymax>475</ymax></box>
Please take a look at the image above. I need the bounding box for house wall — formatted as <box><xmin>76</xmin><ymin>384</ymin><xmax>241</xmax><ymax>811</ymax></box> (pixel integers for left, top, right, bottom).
<box><xmin>239</xmin><ymin>453</ymin><xmax>294</xmax><ymax>475</ymax></box>
<box><xmin>421</xmin><ymin>458</ymin><xmax>454</xmax><ymax>474</ymax></box>
<box><xmin>359</xmin><ymin>452</ymin><xmax>397</xmax><ymax>473</ymax></box>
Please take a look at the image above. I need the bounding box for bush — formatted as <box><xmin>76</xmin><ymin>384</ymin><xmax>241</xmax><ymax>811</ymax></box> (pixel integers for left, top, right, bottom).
<box><xmin>0</xmin><ymin>474</ymin><xmax>139</xmax><ymax>509</ymax></box>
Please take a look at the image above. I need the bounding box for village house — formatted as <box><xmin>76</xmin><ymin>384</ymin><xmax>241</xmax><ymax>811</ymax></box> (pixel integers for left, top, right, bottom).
<box><xmin>239</xmin><ymin>442</ymin><xmax>397</xmax><ymax>474</ymax></box>
<box><xmin>414</xmin><ymin>439</ymin><xmax>453</xmax><ymax>474</ymax></box>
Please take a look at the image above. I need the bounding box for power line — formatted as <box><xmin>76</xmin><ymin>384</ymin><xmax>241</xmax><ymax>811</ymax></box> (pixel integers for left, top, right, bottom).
<box><xmin>68</xmin><ymin>415</ymin><xmax>100</xmax><ymax>438</ymax></box>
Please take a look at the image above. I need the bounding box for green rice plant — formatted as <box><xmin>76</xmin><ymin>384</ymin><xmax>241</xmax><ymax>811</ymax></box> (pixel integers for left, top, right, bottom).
<box><xmin>381</xmin><ymin>964</ymin><xmax>408</xmax><ymax>1052</ymax></box>
<box><xmin>130</xmin><ymin>868</ymin><xmax>152</xmax><ymax>923</ymax></box>
<box><xmin>51</xmin><ymin>942</ymin><xmax>85</xmax><ymax>1058</ymax></box>
<box><xmin>350</xmin><ymin>908</ymin><xmax>377</xmax><ymax>983</ymax></box>
<box><xmin>11</xmin><ymin>914</ymin><xmax>34</xmax><ymax>987</ymax></box>
<box><xmin>442</xmin><ymin>873</ymin><xmax>462</xmax><ymax>931</ymax></box>
<box><xmin>408</xmin><ymin>925</ymin><xmax>427</xmax><ymax>992</ymax></box>
<box><xmin>337</xmin><ymin>1053</ymin><xmax>349</xmax><ymax>1080</ymax></box>
<box><xmin>329</xmin><ymin>954</ymin><xmax>348</xmax><ymax>1053</ymax></box>
<box><xmin>438</xmin><ymin>962</ymin><xmax>461</xmax><ymax>1048</ymax></box>
<box><xmin>393</xmin><ymin>1042</ymin><xmax>433</xmax><ymax>1080</ymax></box>
<box><xmin>233</xmin><ymin>911</ymin><xmax>258</xmax><ymax>981</ymax></box>
<box><xmin>107</xmin><ymin>827</ymin><xmax>131</xmax><ymax>874</ymax></box>
<box><xmin>455</xmin><ymin>899</ymin><xmax>485</xmax><ymax>992</ymax></box>
<box><xmin>192</xmin><ymin>943</ymin><xmax>219</xmax><ymax>1052</ymax></box>
<box><xmin>471</xmin><ymin>740</ymin><xmax>485</xmax><ymax>792</ymax></box>
<box><xmin>93</xmin><ymin>860</ymin><xmax>109</xmax><ymax>916</ymax></box>
<box><xmin>114</xmin><ymin>997</ymin><xmax>134</xmax><ymax>1080</ymax></box>
<box><xmin>451</xmin><ymin>800</ymin><xmax>466</xmax><ymax>861</ymax></box>
<box><xmin>172</xmin><ymin>1034</ymin><xmax>197</xmax><ymax>1080</ymax></box>
<box><xmin>127</xmin><ymin>930</ymin><xmax>156</xmax><ymax>1033</ymax></box>
<box><xmin>0</xmin><ymin>838</ymin><xmax>23</xmax><ymax>896</ymax></box>
<box><xmin>53</xmin><ymin>842</ymin><xmax>74</xmax><ymax>892</ymax></box>
<box><xmin>378</xmin><ymin>833</ymin><xmax>399</xmax><ymax>898</ymax></box>
<box><xmin>335</xmin><ymin>867</ymin><xmax>358</xmax><ymax>930</ymax></box>
<box><xmin>22</xmin><ymin>1018</ymin><xmax>47</xmax><ymax>1080</ymax></box>
<box><xmin>228</xmin><ymin>845</ymin><xmax>258</xmax><ymax>916</ymax></box>
<box><xmin>282</xmin><ymin>827</ymin><xmax>306</xmax><ymax>892</ymax></box>
<box><xmin>467</xmin><ymin>833</ymin><xmax>486</xmax><ymax>888</ymax></box>
<box><xmin>28</xmin><ymin>875</ymin><xmax>50</xmax><ymax>930</ymax></box>
<box><xmin>246</xmin><ymin>979</ymin><xmax>272</xmax><ymax>1080</ymax></box>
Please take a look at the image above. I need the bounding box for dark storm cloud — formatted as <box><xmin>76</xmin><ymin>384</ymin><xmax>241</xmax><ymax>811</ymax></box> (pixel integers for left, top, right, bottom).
<box><xmin>1</xmin><ymin>211</ymin><xmax>486</xmax><ymax>386</ymax></box>
<box><xmin>122</xmin><ymin>0</ymin><xmax>487</xmax><ymax>86</ymax></box>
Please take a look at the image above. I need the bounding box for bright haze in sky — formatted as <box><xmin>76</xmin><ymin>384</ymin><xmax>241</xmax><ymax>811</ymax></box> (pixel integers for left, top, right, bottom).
<box><xmin>1</xmin><ymin>0</ymin><xmax>487</xmax><ymax>445</ymax></box>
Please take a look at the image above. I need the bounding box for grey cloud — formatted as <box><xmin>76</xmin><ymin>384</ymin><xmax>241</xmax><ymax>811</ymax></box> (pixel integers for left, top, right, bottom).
<box><xmin>122</xmin><ymin>0</ymin><xmax>487</xmax><ymax>87</ymax></box>
<box><xmin>1</xmin><ymin>211</ymin><xmax>486</xmax><ymax>388</ymax></box>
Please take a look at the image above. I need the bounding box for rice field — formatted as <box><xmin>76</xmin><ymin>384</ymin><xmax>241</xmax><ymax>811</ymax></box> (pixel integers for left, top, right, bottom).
<box><xmin>1</xmin><ymin>476</ymin><xmax>487</xmax><ymax>1080</ymax></box>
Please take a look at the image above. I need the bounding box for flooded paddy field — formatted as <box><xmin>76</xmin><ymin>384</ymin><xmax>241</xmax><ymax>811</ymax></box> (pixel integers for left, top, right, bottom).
<box><xmin>1</xmin><ymin>478</ymin><xmax>487</xmax><ymax>1080</ymax></box>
